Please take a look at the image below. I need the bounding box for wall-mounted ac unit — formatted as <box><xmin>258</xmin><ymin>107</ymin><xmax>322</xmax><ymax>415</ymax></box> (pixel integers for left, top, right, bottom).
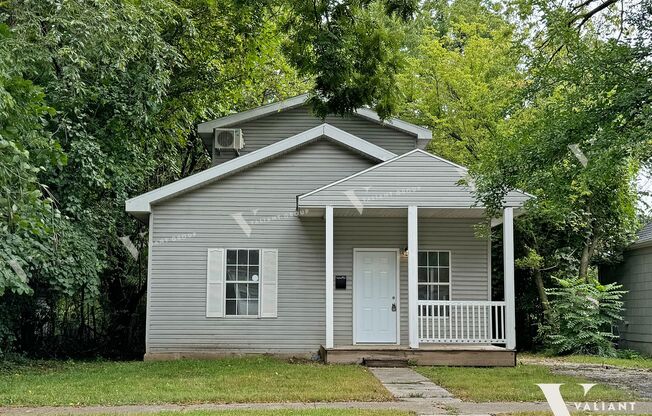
<box><xmin>213</xmin><ymin>128</ymin><xmax>244</xmax><ymax>151</ymax></box>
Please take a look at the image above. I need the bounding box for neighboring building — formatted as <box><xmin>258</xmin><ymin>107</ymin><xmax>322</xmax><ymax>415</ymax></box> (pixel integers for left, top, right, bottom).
<box><xmin>126</xmin><ymin>95</ymin><xmax>531</xmax><ymax>366</ymax></box>
<box><xmin>602</xmin><ymin>223</ymin><xmax>652</xmax><ymax>355</ymax></box>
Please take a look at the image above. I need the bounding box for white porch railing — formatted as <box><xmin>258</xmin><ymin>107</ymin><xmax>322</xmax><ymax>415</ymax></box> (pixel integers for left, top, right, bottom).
<box><xmin>418</xmin><ymin>301</ymin><xmax>506</xmax><ymax>344</ymax></box>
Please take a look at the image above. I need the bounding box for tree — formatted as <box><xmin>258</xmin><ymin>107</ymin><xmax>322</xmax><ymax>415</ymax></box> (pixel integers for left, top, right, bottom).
<box><xmin>469</xmin><ymin>0</ymin><xmax>651</xmax><ymax>352</ymax></box>
<box><xmin>279</xmin><ymin>0</ymin><xmax>417</xmax><ymax>119</ymax></box>
<box><xmin>397</xmin><ymin>0</ymin><xmax>524</xmax><ymax>166</ymax></box>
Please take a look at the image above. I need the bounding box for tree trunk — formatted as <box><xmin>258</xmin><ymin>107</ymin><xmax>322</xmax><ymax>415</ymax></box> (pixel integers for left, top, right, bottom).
<box><xmin>579</xmin><ymin>231</ymin><xmax>599</xmax><ymax>282</ymax></box>
<box><xmin>579</xmin><ymin>243</ymin><xmax>591</xmax><ymax>282</ymax></box>
<box><xmin>534</xmin><ymin>269</ymin><xmax>550</xmax><ymax>314</ymax></box>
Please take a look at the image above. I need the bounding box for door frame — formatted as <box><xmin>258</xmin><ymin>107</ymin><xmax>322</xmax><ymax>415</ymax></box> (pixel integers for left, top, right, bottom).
<box><xmin>352</xmin><ymin>248</ymin><xmax>401</xmax><ymax>345</ymax></box>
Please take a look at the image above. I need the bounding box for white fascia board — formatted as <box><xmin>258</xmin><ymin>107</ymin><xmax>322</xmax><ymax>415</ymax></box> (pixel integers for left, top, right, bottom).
<box><xmin>196</xmin><ymin>94</ymin><xmax>432</xmax><ymax>139</ymax></box>
<box><xmin>197</xmin><ymin>94</ymin><xmax>309</xmax><ymax>133</ymax></box>
<box><xmin>412</xmin><ymin>149</ymin><xmax>535</xmax><ymax>200</ymax></box>
<box><xmin>354</xmin><ymin>108</ymin><xmax>432</xmax><ymax>139</ymax></box>
<box><xmin>125</xmin><ymin>123</ymin><xmax>396</xmax><ymax>214</ymax></box>
<box><xmin>298</xmin><ymin>148</ymin><xmax>533</xmax><ymax>207</ymax></box>
<box><xmin>299</xmin><ymin>148</ymin><xmax>466</xmax><ymax>200</ymax></box>
<box><xmin>298</xmin><ymin>149</ymin><xmax>422</xmax><ymax>201</ymax></box>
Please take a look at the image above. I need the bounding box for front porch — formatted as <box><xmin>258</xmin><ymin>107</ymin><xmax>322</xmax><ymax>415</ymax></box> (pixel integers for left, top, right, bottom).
<box><xmin>320</xmin><ymin>344</ymin><xmax>516</xmax><ymax>366</ymax></box>
<box><xmin>296</xmin><ymin>149</ymin><xmax>528</xmax><ymax>365</ymax></box>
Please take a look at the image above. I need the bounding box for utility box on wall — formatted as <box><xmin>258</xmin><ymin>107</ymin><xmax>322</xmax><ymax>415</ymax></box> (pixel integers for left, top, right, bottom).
<box><xmin>335</xmin><ymin>275</ymin><xmax>347</xmax><ymax>289</ymax></box>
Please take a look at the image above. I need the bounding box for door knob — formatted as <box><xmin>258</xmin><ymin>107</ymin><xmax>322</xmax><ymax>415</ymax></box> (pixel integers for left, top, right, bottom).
<box><xmin>391</xmin><ymin>303</ymin><xmax>397</xmax><ymax>312</ymax></box>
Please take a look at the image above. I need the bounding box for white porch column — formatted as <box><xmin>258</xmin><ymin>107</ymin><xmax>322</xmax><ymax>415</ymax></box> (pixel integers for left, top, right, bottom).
<box><xmin>503</xmin><ymin>207</ymin><xmax>516</xmax><ymax>350</ymax></box>
<box><xmin>408</xmin><ymin>205</ymin><xmax>419</xmax><ymax>348</ymax></box>
<box><xmin>325</xmin><ymin>206</ymin><xmax>334</xmax><ymax>349</ymax></box>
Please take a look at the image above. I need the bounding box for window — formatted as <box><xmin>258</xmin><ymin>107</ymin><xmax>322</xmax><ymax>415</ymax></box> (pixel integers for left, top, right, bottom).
<box><xmin>225</xmin><ymin>249</ymin><xmax>260</xmax><ymax>316</ymax></box>
<box><xmin>418</xmin><ymin>251</ymin><xmax>450</xmax><ymax>301</ymax></box>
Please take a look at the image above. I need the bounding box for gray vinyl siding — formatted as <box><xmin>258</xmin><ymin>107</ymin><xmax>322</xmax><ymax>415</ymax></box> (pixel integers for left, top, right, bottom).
<box><xmin>602</xmin><ymin>246</ymin><xmax>652</xmax><ymax>355</ymax></box>
<box><xmin>212</xmin><ymin>105</ymin><xmax>416</xmax><ymax>165</ymax></box>
<box><xmin>333</xmin><ymin>217</ymin><xmax>489</xmax><ymax>346</ymax></box>
<box><xmin>148</xmin><ymin>139</ymin><xmax>375</xmax><ymax>354</ymax></box>
<box><xmin>148</xmin><ymin>139</ymin><xmax>491</xmax><ymax>354</ymax></box>
<box><xmin>300</xmin><ymin>151</ymin><xmax>530</xmax><ymax>208</ymax></box>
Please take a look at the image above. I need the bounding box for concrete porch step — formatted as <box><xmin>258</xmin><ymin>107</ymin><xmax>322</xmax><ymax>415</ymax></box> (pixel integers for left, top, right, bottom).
<box><xmin>363</xmin><ymin>358</ymin><xmax>409</xmax><ymax>367</ymax></box>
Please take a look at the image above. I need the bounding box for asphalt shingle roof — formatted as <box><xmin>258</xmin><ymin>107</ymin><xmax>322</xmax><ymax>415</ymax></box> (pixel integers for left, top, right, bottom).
<box><xmin>635</xmin><ymin>222</ymin><xmax>652</xmax><ymax>246</ymax></box>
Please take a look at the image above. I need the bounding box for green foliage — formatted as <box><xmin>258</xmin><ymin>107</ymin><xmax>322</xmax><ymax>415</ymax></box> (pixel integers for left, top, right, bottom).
<box><xmin>541</xmin><ymin>275</ymin><xmax>626</xmax><ymax>356</ymax></box>
<box><xmin>0</xmin><ymin>0</ymin><xmax>413</xmax><ymax>358</ymax></box>
<box><xmin>282</xmin><ymin>0</ymin><xmax>416</xmax><ymax>119</ymax></box>
<box><xmin>398</xmin><ymin>0</ymin><xmax>524</xmax><ymax>165</ymax></box>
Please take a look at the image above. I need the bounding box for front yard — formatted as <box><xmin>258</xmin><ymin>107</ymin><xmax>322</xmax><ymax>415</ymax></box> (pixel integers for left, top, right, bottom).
<box><xmin>0</xmin><ymin>357</ymin><xmax>391</xmax><ymax>406</ymax></box>
<box><xmin>415</xmin><ymin>363</ymin><xmax>637</xmax><ymax>402</ymax></box>
<box><xmin>0</xmin><ymin>355</ymin><xmax>646</xmax><ymax>411</ymax></box>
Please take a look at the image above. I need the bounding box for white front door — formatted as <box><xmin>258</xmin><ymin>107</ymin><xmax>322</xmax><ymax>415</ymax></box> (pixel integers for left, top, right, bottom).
<box><xmin>354</xmin><ymin>250</ymin><xmax>398</xmax><ymax>344</ymax></box>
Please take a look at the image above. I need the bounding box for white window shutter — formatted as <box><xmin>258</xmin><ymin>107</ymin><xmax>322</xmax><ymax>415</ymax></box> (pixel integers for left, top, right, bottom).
<box><xmin>206</xmin><ymin>248</ymin><xmax>225</xmax><ymax>317</ymax></box>
<box><xmin>260</xmin><ymin>249</ymin><xmax>278</xmax><ymax>318</ymax></box>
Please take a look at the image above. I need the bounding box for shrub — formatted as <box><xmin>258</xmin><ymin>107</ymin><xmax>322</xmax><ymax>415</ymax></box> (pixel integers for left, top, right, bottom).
<box><xmin>540</xmin><ymin>274</ymin><xmax>626</xmax><ymax>356</ymax></box>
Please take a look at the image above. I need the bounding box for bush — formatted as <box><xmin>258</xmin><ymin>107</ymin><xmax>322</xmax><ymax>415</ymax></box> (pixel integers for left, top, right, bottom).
<box><xmin>540</xmin><ymin>274</ymin><xmax>626</xmax><ymax>356</ymax></box>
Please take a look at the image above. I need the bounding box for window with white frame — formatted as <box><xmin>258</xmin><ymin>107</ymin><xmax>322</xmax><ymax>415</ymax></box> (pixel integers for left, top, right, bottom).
<box><xmin>418</xmin><ymin>251</ymin><xmax>450</xmax><ymax>301</ymax></box>
<box><xmin>225</xmin><ymin>249</ymin><xmax>260</xmax><ymax>316</ymax></box>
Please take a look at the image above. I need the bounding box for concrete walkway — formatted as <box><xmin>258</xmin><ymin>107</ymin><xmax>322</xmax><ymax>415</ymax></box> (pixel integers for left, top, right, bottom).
<box><xmin>368</xmin><ymin>367</ymin><xmax>459</xmax><ymax>401</ymax></box>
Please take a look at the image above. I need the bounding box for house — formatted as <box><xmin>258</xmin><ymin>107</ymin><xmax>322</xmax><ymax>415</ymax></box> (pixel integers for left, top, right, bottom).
<box><xmin>126</xmin><ymin>95</ymin><xmax>531</xmax><ymax>366</ymax></box>
<box><xmin>601</xmin><ymin>223</ymin><xmax>652</xmax><ymax>355</ymax></box>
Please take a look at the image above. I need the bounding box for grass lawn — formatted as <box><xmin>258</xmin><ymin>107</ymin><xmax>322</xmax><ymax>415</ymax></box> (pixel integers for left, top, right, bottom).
<box><xmin>414</xmin><ymin>364</ymin><xmax>636</xmax><ymax>402</ymax></box>
<box><xmin>78</xmin><ymin>411</ymin><xmax>412</xmax><ymax>416</ymax></box>
<box><xmin>0</xmin><ymin>357</ymin><xmax>392</xmax><ymax>406</ymax></box>
<box><xmin>522</xmin><ymin>353</ymin><xmax>652</xmax><ymax>370</ymax></box>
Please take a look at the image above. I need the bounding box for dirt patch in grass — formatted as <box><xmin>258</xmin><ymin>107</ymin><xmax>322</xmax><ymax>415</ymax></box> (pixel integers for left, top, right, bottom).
<box><xmin>521</xmin><ymin>355</ymin><xmax>652</xmax><ymax>400</ymax></box>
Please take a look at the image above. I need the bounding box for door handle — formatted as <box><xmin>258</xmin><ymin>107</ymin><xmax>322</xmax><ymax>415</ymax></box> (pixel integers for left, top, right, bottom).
<box><xmin>391</xmin><ymin>303</ymin><xmax>397</xmax><ymax>312</ymax></box>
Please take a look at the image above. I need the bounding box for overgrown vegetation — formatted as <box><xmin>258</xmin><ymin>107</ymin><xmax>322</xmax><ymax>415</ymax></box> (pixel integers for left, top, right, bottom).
<box><xmin>1</xmin><ymin>0</ymin><xmax>650</xmax><ymax>358</ymax></box>
<box><xmin>540</xmin><ymin>276</ymin><xmax>626</xmax><ymax>355</ymax></box>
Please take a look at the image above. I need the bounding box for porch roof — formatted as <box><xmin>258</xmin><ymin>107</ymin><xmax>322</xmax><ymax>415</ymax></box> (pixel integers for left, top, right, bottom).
<box><xmin>297</xmin><ymin>149</ymin><xmax>532</xmax><ymax>213</ymax></box>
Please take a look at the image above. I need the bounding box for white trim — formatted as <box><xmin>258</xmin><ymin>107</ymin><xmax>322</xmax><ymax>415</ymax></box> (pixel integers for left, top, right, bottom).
<box><xmin>354</xmin><ymin>108</ymin><xmax>432</xmax><ymax>139</ymax></box>
<box><xmin>299</xmin><ymin>149</ymin><xmax>422</xmax><ymax>201</ymax></box>
<box><xmin>299</xmin><ymin>148</ymin><xmax>533</xmax><ymax>203</ymax></box>
<box><xmin>352</xmin><ymin>248</ymin><xmax>401</xmax><ymax>345</ymax></box>
<box><xmin>197</xmin><ymin>95</ymin><xmax>309</xmax><ymax>132</ymax></box>
<box><xmin>416</xmin><ymin>249</ymin><xmax>453</xmax><ymax>304</ymax></box>
<box><xmin>145</xmin><ymin>212</ymin><xmax>153</xmax><ymax>354</ymax></box>
<box><xmin>408</xmin><ymin>205</ymin><xmax>419</xmax><ymax>348</ymax></box>
<box><xmin>325</xmin><ymin>206</ymin><xmax>334</xmax><ymax>349</ymax></box>
<box><xmin>223</xmin><ymin>248</ymin><xmax>262</xmax><ymax>318</ymax></box>
<box><xmin>503</xmin><ymin>207</ymin><xmax>516</xmax><ymax>350</ymax></box>
<box><xmin>126</xmin><ymin>124</ymin><xmax>396</xmax><ymax>215</ymax></box>
<box><xmin>197</xmin><ymin>94</ymin><xmax>432</xmax><ymax>139</ymax></box>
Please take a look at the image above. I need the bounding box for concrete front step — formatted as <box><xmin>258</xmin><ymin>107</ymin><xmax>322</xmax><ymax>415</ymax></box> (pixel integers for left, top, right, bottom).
<box><xmin>363</xmin><ymin>358</ymin><xmax>409</xmax><ymax>367</ymax></box>
<box><xmin>368</xmin><ymin>367</ymin><xmax>461</xmax><ymax>402</ymax></box>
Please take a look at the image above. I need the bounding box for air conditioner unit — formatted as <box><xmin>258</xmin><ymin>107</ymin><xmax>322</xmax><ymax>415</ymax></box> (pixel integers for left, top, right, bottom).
<box><xmin>213</xmin><ymin>128</ymin><xmax>244</xmax><ymax>151</ymax></box>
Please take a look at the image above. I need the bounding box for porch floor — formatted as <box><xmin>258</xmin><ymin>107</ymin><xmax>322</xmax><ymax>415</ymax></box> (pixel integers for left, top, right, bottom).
<box><xmin>320</xmin><ymin>344</ymin><xmax>516</xmax><ymax>367</ymax></box>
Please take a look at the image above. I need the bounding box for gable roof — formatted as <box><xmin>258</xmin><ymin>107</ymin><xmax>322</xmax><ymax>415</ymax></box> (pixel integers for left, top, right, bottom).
<box><xmin>196</xmin><ymin>94</ymin><xmax>432</xmax><ymax>140</ymax></box>
<box><xmin>126</xmin><ymin>124</ymin><xmax>396</xmax><ymax>219</ymax></box>
<box><xmin>630</xmin><ymin>222</ymin><xmax>652</xmax><ymax>249</ymax></box>
<box><xmin>298</xmin><ymin>149</ymin><xmax>532</xmax><ymax>209</ymax></box>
